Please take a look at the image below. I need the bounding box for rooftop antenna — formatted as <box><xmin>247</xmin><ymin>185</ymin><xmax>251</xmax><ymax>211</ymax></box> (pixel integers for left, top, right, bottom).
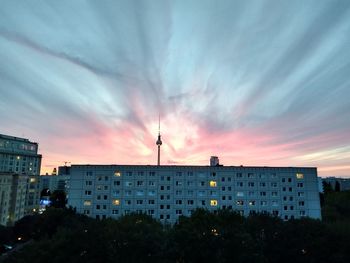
<box><xmin>156</xmin><ymin>114</ymin><xmax>162</xmax><ymax>166</ymax></box>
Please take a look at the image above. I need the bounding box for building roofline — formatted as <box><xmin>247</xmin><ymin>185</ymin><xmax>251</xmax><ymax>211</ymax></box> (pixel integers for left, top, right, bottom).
<box><xmin>0</xmin><ymin>133</ymin><xmax>39</xmax><ymax>145</ymax></box>
<box><xmin>70</xmin><ymin>164</ymin><xmax>317</xmax><ymax>169</ymax></box>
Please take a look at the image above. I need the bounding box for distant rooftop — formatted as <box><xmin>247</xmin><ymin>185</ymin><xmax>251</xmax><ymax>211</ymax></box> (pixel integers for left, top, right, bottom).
<box><xmin>0</xmin><ymin>133</ymin><xmax>38</xmax><ymax>144</ymax></box>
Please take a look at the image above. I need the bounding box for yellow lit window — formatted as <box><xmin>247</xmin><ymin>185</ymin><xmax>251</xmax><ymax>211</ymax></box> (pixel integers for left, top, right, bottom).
<box><xmin>83</xmin><ymin>200</ymin><xmax>91</xmax><ymax>206</ymax></box>
<box><xmin>210</xmin><ymin>200</ymin><xmax>218</xmax><ymax>206</ymax></box>
<box><xmin>113</xmin><ymin>199</ymin><xmax>120</xmax><ymax>205</ymax></box>
<box><xmin>296</xmin><ymin>173</ymin><xmax>304</xmax><ymax>179</ymax></box>
<box><xmin>30</xmin><ymin>178</ymin><xmax>36</xmax><ymax>183</ymax></box>
<box><xmin>16</xmin><ymin>156</ymin><xmax>20</xmax><ymax>160</ymax></box>
<box><xmin>210</xmin><ymin>181</ymin><xmax>217</xmax><ymax>187</ymax></box>
<box><xmin>114</xmin><ymin>171</ymin><xmax>121</xmax><ymax>177</ymax></box>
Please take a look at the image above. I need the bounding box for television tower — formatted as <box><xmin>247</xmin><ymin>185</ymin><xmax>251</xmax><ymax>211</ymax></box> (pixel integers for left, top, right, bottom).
<box><xmin>156</xmin><ymin>115</ymin><xmax>162</xmax><ymax>166</ymax></box>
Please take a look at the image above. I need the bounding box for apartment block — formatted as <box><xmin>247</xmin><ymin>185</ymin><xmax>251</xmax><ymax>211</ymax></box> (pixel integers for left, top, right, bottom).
<box><xmin>68</xmin><ymin>165</ymin><xmax>321</xmax><ymax>223</ymax></box>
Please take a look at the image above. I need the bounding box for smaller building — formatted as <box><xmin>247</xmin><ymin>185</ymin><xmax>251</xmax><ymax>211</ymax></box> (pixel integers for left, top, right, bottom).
<box><xmin>322</xmin><ymin>177</ymin><xmax>350</xmax><ymax>191</ymax></box>
<box><xmin>0</xmin><ymin>173</ymin><xmax>28</xmax><ymax>226</ymax></box>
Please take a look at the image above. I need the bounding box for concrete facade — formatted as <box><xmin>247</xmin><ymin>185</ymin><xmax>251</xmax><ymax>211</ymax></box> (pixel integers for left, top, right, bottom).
<box><xmin>68</xmin><ymin>165</ymin><xmax>321</xmax><ymax>223</ymax></box>
<box><xmin>0</xmin><ymin>173</ymin><xmax>28</xmax><ymax>226</ymax></box>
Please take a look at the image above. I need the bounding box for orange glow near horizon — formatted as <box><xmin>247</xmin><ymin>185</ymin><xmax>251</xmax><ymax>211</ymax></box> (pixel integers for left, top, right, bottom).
<box><xmin>37</xmin><ymin>114</ymin><xmax>350</xmax><ymax>178</ymax></box>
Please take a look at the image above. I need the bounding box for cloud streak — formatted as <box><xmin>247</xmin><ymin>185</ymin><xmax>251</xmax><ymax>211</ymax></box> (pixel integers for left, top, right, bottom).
<box><xmin>0</xmin><ymin>0</ymin><xmax>350</xmax><ymax>176</ymax></box>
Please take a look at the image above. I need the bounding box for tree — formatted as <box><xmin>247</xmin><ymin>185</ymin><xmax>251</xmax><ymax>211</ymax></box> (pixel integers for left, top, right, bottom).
<box><xmin>49</xmin><ymin>190</ymin><xmax>67</xmax><ymax>208</ymax></box>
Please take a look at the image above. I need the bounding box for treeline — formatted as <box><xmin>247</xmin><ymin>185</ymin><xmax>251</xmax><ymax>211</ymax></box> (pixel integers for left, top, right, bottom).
<box><xmin>1</xmin><ymin>191</ymin><xmax>350</xmax><ymax>263</ymax></box>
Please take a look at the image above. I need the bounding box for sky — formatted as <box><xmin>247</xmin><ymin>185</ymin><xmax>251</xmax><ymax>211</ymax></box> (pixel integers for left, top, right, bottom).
<box><xmin>0</xmin><ymin>0</ymin><xmax>350</xmax><ymax>177</ymax></box>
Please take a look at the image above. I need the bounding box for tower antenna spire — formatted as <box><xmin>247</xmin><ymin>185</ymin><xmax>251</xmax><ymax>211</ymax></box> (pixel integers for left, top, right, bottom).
<box><xmin>156</xmin><ymin>114</ymin><xmax>162</xmax><ymax>166</ymax></box>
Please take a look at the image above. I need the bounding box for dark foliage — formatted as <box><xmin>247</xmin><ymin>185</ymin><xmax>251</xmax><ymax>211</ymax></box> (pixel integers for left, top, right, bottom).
<box><xmin>2</xmin><ymin>193</ymin><xmax>350</xmax><ymax>263</ymax></box>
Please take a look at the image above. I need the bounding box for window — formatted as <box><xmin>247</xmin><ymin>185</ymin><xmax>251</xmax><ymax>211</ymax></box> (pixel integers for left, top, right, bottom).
<box><xmin>296</xmin><ymin>173</ymin><xmax>304</xmax><ymax>179</ymax></box>
<box><xmin>188</xmin><ymin>200</ymin><xmax>194</xmax><ymax>205</ymax></box>
<box><xmin>236</xmin><ymin>173</ymin><xmax>242</xmax><ymax>178</ymax></box>
<box><xmin>260</xmin><ymin>192</ymin><xmax>266</xmax><ymax>196</ymax></box>
<box><xmin>236</xmin><ymin>200</ymin><xmax>244</xmax><ymax>206</ymax></box>
<box><xmin>149</xmin><ymin>200</ymin><xmax>155</xmax><ymax>204</ymax></box>
<box><xmin>112</xmin><ymin>210</ymin><xmax>119</xmax><ymax>214</ymax></box>
<box><xmin>176</xmin><ymin>200</ymin><xmax>182</xmax><ymax>205</ymax></box>
<box><xmin>298</xmin><ymin>192</ymin><xmax>304</xmax><ymax>197</ymax></box>
<box><xmin>237</xmin><ymin>192</ymin><xmax>244</xmax><ymax>197</ymax></box>
<box><xmin>114</xmin><ymin>171</ymin><xmax>121</xmax><ymax>177</ymax></box>
<box><xmin>271</xmin><ymin>191</ymin><xmax>278</xmax><ymax>197</ymax></box>
<box><xmin>297</xmin><ymin>183</ymin><xmax>304</xmax><ymax>188</ymax></box>
<box><xmin>272</xmin><ymin>201</ymin><xmax>278</xmax><ymax>206</ymax></box>
<box><xmin>272</xmin><ymin>210</ymin><xmax>279</xmax><ymax>216</ymax></box>
<box><xmin>271</xmin><ymin>182</ymin><xmax>277</xmax><ymax>187</ymax></box>
<box><xmin>248</xmin><ymin>173</ymin><xmax>254</xmax><ymax>178</ymax></box>
<box><xmin>83</xmin><ymin>200</ymin><xmax>91</xmax><ymax>206</ymax></box>
<box><xmin>113</xmin><ymin>181</ymin><xmax>120</xmax><ymax>186</ymax></box>
<box><xmin>261</xmin><ymin>201</ymin><xmax>267</xmax><ymax>206</ymax></box>
<box><xmin>137</xmin><ymin>181</ymin><xmax>144</xmax><ymax>186</ymax></box>
<box><xmin>210</xmin><ymin>200</ymin><xmax>218</xmax><ymax>206</ymax></box>
<box><xmin>249</xmin><ymin>201</ymin><xmax>256</xmax><ymax>206</ymax></box>
<box><xmin>136</xmin><ymin>200</ymin><xmax>143</xmax><ymax>205</ymax></box>
<box><xmin>299</xmin><ymin>201</ymin><xmax>305</xmax><ymax>206</ymax></box>
<box><xmin>260</xmin><ymin>182</ymin><xmax>266</xmax><ymax>187</ymax></box>
<box><xmin>237</xmin><ymin>182</ymin><xmax>243</xmax><ymax>187</ymax></box>
<box><xmin>85</xmin><ymin>190</ymin><xmax>92</xmax><ymax>195</ymax></box>
<box><xmin>248</xmin><ymin>182</ymin><xmax>255</xmax><ymax>187</ymax></box>
<box><xmin>210</xmin><ymin>181</ymin><xmax>217</xmax><ymax>187</ymax></box>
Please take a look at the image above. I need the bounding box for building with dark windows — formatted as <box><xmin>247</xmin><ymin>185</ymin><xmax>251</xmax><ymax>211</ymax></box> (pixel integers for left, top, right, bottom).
<box><xmin>68</xmin><ymin>162</ymin><xmax>321</xmax><ymax>223</ymax></box>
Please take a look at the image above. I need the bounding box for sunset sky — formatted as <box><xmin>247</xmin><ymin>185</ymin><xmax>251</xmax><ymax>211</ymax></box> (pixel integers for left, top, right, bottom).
<box><xmin>0</xmin><ymin>0</ymin><xmax>349</xmax><ymax>177</ymax></box>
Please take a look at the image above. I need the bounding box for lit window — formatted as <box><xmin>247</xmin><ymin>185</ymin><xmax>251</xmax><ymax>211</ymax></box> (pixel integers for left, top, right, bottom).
<box><xmin>210</xmin><ymin>200</ymin><xmax>218</xmax><ymax>206</ymax></box>
<box><xmin>296</xmin><ymin>173</ymin><xmax>304</xmax><ymax>179</ymax></box>
<box><xmin>249</xmin><ymin>201</ymin><xmax>256</xmax><ymax>206</ymax></box>
<box><xmin>114</xmin><ymin>171</ymin><xmax>121</xmax><ymax>177</ymax></box>
<box><xmin>16</xmin><ymin>156</ymin><xmax>20</xmax><ymax>160</ymax></box>
<box><xmin>30</xmin><ymin>178</ymin><xmax>36</xmax><ymax>183</ymax></box>
<box><xmin>83</xmin><ymin>200</ymin><xmax>91</xmax><ymax>206</ymax></box>
<box><xmin>113</xmin><ymin>199</ymin><xmax>120</xmax><ymax>205</ymax></box>
<box><xmin>236</xmin><ymin>200</ymin><xmax>244</xmax><ymax>206</ymax></box>
<box><xmin>210</xmin><ymin>181</ymin><xmax>217</xmax><ymax>187</ymax></box>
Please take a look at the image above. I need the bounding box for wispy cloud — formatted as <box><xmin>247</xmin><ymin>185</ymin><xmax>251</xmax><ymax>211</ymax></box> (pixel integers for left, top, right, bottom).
<box><xmin>0</xmin><ymin>0</ymin><xmax>350</xmax><ymax>176</ymax></box>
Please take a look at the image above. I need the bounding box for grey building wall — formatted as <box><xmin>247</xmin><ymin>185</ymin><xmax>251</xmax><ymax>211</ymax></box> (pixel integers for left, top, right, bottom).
<box><xmin>68</xmin><ymin>165</ymin><xmax>321</xmax><ymax>223</ymax></box>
